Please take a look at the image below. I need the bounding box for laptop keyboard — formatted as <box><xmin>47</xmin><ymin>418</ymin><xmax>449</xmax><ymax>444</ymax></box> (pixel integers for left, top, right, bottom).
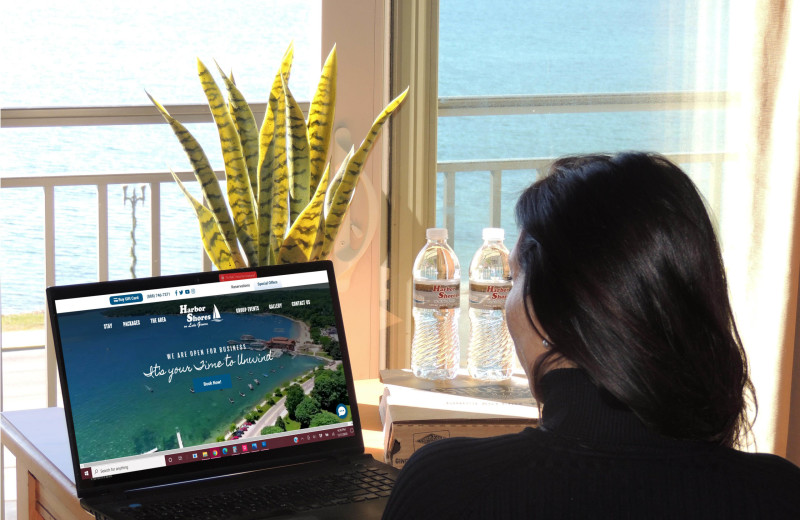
<box><xmin>117</xmin><ymin>464</ymin><xmax>396</xmax><ymax>519</ymax></box>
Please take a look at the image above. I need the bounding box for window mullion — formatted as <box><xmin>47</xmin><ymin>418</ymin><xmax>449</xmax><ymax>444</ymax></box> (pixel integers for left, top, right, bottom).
<box><xmin>387</xmin><ymin>0</ymin><xmax>440</xmax><ymax>369</ymax></box>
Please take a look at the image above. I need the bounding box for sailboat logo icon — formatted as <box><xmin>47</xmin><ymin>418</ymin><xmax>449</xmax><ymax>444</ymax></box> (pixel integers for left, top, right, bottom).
<box><xmin>212</xmin><ymin>305</ymin><xmax>223</xmax><ymax>322</ymax></box>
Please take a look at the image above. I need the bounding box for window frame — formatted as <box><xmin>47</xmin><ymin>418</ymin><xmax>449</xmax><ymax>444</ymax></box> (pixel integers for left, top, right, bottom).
<box><xmin>386</xmin><ymin>0</ymin><xmax>440</xmax><ymax>369</ymax></box>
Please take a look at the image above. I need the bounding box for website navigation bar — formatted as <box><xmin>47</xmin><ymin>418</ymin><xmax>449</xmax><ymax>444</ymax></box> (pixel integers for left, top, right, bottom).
<box><xmin>55</xmin><ymin>270</ymin><xmax>327</xmax><ymax>313</ymax></box>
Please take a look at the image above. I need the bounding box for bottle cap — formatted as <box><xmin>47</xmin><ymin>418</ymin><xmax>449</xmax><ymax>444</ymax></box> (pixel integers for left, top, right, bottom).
<box><xmin>426</xmin><ymin>228</ymin><xmax>448</xmax><ymax>240</ymax></box>
<box><xmin>482</xmin><ymin>227</ymin><xmax>504</xmax><ymax>241</ymax></box>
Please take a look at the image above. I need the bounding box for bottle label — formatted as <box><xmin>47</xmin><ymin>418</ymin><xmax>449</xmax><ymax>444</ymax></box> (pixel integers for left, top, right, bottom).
<box><xmin>413</xmin><ymin>281</ymin><xmax>461</xmax><ymax>309</ymax></box>
<box><xmin>469</xmin><ymin>282</ymin><xmax>511</xmax><ymax>310</ymax></box>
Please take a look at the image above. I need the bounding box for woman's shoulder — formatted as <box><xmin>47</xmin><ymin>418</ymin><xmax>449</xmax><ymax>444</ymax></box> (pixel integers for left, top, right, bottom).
<box><xmin>703</xmin><ymin>448</ymin><xmax>800</xmax><ymax>514</ymax></box>
<box><xmin>399</xmin><ymin>427</ymin><xmax>540</xmax><ymax>477</ymax></box>
<box><xmin>718</xmin><ymin>446</ymin><xmax>800</xmax><ymax>482</ymax></box>
<box><xmin>381</xmin><ymin>428</ymin><xmax>543</xmax><ymax>519</ymax></box>
<box><xmin>382</xmin><ymin>429</ymin><xmax>800</xmax><ymax>519</ymax></box>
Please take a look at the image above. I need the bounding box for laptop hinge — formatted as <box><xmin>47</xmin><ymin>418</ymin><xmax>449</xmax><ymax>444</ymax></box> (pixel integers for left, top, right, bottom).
<box><xmin>334</xmin><ymin>452</ymin><xmax>373</xmax><ymax>465</ymax></box>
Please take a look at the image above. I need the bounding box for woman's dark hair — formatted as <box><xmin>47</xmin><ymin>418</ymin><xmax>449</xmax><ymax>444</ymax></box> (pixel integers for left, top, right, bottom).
<box><xmin>514</xmin><ymin>152</ymin><xmax>755</xmax><ymax>448</ymax></box>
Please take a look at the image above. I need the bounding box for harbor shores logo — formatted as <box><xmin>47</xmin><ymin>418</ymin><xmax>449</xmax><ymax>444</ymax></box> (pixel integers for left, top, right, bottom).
<box><xmin>180</xmin><ymin>304</ymin><xmax>223</xmax><ymax>328</ymax></box>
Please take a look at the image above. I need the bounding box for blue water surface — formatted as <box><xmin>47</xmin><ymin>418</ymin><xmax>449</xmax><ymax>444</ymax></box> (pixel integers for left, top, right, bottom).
<box><xmin>0</xmin><ymin>0</ymin><xmax>731</xmax><ymax>313</ymax></box>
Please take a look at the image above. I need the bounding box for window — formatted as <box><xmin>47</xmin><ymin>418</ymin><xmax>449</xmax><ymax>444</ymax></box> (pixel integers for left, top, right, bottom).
<box><xmin>437</xmin><ymin>0</ymin><xmax>733</xmax><ymax>356</ymax></box>
<box><xmin>388</xmin><ymin>0</ymin><xmax>734</xmax><ymax>367</ymax></box>
<box><xmin>437</xmin><ymin>0</ymin><xmax>730</xmax><ymax>254</ymax></box>
<box><xmin>1</xmin><ymin>0</ymin><xmax>391</xmax><ymax>412</ymax></box>
<box><xmin>2</xmin><ymin>0</ymin><xmax>323</xmax><ymax>294</ymax></box>
<box><xmin>389</xmin><ymin>0</ymin><xmax>800</xmax><ymax>460</ymax></box>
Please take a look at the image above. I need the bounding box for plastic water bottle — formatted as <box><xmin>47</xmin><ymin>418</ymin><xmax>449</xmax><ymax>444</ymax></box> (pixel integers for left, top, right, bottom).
<box><xmin>468</xmin><ymin>227</ymin><xmax>513</xmax><ymax>380</ymax></box>
<box><xmin>411</xmin><ymin>228</ymin><xmax>461</xmax><ymax>380</ymax></box>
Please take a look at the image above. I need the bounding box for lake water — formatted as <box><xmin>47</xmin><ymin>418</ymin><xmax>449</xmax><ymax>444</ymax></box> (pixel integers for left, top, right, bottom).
<box><xmin>0</xmin><ymin>0</ymin><xmax>730</xmax><ymax>315</ymax></box>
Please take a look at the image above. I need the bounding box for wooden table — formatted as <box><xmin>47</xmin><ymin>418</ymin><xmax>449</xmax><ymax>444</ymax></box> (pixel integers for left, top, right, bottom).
<box><xmin>2</xmin><ymin>407</ymin><xmax>91</xmax><ymax>520</ymax></box>
<box><xmin>1</xmin><ymin>379</ymin><xmax>387</xmax><ymax>520</ymax></box>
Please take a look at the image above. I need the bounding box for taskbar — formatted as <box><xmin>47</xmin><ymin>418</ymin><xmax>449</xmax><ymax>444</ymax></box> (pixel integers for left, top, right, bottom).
<box><xmin>80</xmin><ymin>424</ymin><xmax>355</xmax><ymax>480</ymax></box>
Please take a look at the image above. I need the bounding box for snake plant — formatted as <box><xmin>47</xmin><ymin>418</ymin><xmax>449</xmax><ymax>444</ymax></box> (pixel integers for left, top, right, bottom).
<box><xmin>148</xmin><ymin>43</ymin><xmax>408</xmax><ymax>269</ymax></box>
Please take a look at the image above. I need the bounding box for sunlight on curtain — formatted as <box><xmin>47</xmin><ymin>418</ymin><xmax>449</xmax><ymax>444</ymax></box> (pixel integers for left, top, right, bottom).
<box><xmin>715</xmin><ymin>0</ymin><xmax>800</xmax><ymax>457</ymax></box>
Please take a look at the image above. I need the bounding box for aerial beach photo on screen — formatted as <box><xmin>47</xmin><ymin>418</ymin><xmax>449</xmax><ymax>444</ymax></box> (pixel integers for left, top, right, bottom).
<box><xmin>56</xmin><ymin>284</ymin><xmax>350</xmax><ymax>465</ymax></box>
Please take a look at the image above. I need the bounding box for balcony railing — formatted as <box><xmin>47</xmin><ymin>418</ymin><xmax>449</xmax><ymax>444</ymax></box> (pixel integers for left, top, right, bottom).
<box><xmin>435</xmin><ymin>91</ymin><xmax>737</xmax><ymax>249</ymax></box>
<box><xmin>0</xmin><ymin>91</ymin><xmax>737</xmax><ymax>410</ymax></box>
<box><xmin>436</xmin><ymin>151</ymin><xmax>732</xmax><ymax>246</ymax></box>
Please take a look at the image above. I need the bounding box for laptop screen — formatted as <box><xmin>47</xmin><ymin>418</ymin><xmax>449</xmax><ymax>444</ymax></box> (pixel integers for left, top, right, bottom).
<box><xmin>47</xmin><ymin>261</ymin><xmax>364</xmax><ymax>494</ymax></box>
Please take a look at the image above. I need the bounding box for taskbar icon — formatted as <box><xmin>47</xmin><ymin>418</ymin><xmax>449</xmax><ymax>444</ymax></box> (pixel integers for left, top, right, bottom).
<box><xmin>165</xmin><ymin>440</ymin><xmax>267</xmax><ymax>467</ymax></box>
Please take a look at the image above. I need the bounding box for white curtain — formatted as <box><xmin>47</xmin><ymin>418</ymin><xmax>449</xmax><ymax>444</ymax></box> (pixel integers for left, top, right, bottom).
<box><xmin>719</xmin><ymin>0</ymin><xmax>800</xmax><ymax>457</ymax></box>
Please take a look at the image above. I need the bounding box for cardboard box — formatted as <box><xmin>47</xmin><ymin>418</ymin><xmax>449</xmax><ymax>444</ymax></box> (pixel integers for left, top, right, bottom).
<box><xmin>379</xmin><ymin>369</ymin><xmax>536</xmax><ymax>407</ymax></box>
<box><xmin>378</xmin><ymin>375</ymin><xmax>539</xmax><ymax>469</ymax></box>
<box><xmin>382</xmin><ymin>401</ymin><xmax>538</xmax><ymax>469</ymax></box>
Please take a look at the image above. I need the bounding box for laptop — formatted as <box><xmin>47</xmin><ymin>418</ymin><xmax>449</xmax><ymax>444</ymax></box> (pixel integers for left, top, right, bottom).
<box><xmin>46</xmin><ymin>260</ymin><xmax>399</xmax><ymax>519</ymax></box>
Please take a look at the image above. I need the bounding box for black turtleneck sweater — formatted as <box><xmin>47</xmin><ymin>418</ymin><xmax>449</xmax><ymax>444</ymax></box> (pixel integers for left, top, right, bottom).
<box><xmin>381</xmin><ymin>369</ymin><xmax>800</xmax><ymax>519</ymax></box>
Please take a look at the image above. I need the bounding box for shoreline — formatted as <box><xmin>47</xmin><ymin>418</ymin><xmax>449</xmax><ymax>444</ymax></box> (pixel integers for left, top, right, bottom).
<box><xmin>254</xmin><ymin>311</ymin><xmax>312</xmax><ymax>346</ymax></box>
<box><xmin>288</xmin><ymin>315</ymin><xmax>312</xmax><ymax>346</ymax></box>
<box><xmin>211</xmin><ymin>354</ymin><xmax>325</xmax><ymax>444</ymax></box>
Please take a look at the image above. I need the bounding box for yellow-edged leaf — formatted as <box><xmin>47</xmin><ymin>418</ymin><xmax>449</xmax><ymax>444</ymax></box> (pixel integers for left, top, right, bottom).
<box><xmin>257</xmin><ymin>44</ymin><xmax>294</xmax><ymax>265</ymax></box>
<box><xmin>310</xmin><ymin>162</ymin><xmax>334</xmax><ymax>261</ymax></box>
<box><xmin>278</xmin><ymin>162</ymin><xmax>331</xmax><ymax>264</ymax></box>
<box><xmin>324</xmin><ymin>147</ymin><xmax>353</xmax><ymax>217</ymax></box>
<box><xmin>283</xmin><ymin>75</ymin><xmax>311</xmax><ymax>225</ymax></box>
<box><xmin>316</xmin><ymin>150</ymin><xmax>352</xmax><ymax>260</ymax></box>
<box><xmin>170</xmin><ymin>171</ymin><xmax>240</xmax><ymax>270</ymax></box>
<box><xmin>147</xmin><ymin>91</ymin><xmax>244</xmax><ymax>267</ymax></box>
<box><xmin>198</xmin><ymin>58</ymin><xmax>257</xmax><ymax>265</ymax></box>
<box><xmin>264</xmin><ymin>77</ymin><xmax>289</xmax><ymax>264</ymax></box>
<box><xmin>279</xmin><ymin>41</ymin><xmax>294</xmax><ymax>84</ymax></box>
<box><xmin>257</xmin><ymin>130</ymin><xmax>275</xmax><ymax>265</ymax></box>
<box><xmin>321</xmin><ymin>88</ymin><xmax>409</xmax><ymax>257</ymax></box>
<box><xmin>257</xmin><ymin>42</ymin><xmax>294</xmax><ymax>189</ymax></box>
<box><xmin>216</xmin><ymin>62</ymin><xmax>259</xmax><ymax>197</ymax></box>
<box><xmin>307</xmin><ymin>46</ymin><xmax>336</xmax><ymax>196</ymax></box>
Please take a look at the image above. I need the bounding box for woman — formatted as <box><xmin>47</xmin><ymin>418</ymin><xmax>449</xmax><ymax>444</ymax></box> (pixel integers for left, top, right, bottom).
<box><xmin>382</xmin><ymin>153</ymin><xmax>800</xmax><ymax>519</ymax></box>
